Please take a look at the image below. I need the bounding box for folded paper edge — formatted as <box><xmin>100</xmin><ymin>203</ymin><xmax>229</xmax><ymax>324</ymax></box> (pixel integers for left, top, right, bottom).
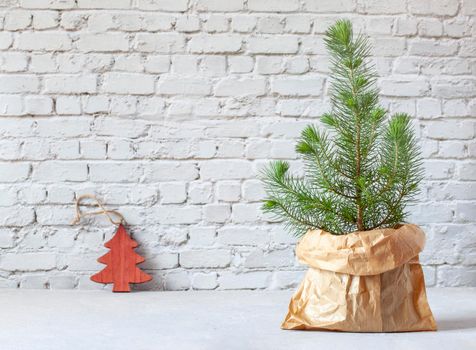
<box><xmin>296</xmin><ymin>224</ymin><xmax>426</xmax><ymax>276</ymax></box>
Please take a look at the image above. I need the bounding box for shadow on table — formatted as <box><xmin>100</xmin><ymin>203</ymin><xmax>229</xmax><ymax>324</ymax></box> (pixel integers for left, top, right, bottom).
<box><xmin>437</xmin><ymin>317</ymin><xmax>476</xmax><ymax>331</ymax></box>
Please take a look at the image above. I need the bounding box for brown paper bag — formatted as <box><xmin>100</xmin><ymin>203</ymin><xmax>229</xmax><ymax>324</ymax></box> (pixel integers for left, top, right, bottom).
<box><xmin>282</xmin><ymin>224</ymin><xmax>437</xmax><ymax>332</ymax></box>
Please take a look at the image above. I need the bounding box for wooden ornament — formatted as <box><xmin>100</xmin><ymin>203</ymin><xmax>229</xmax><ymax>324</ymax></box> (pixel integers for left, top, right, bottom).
<box><xmin>91</xmin><ymin>224</ymin><xmax>152</xmax><ymax>292</ymax></box>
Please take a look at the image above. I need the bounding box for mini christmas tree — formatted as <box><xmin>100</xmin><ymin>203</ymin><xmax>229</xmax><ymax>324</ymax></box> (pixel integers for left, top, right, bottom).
<box><xmin>91</xmin><ymin>224</ymin><xmax>152</xmax><ymax>292</ymax></box>
<box><xmin>262</xmin><ymin>20</ymin><xmax>423</xmax><ymax>236</ymax></box>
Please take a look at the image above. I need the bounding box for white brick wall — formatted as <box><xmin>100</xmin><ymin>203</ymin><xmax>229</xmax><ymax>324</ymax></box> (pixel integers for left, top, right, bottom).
<box><xmin>0</xmin><ymin>0</ymin><xmax>474</xmax><ymax>290</ymax></box>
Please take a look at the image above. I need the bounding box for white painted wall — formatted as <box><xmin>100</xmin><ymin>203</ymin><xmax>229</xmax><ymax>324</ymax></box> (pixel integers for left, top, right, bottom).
<box><xmin>0</xmin><ymin>0</ymin><xmax>474</xmax><ymax>290</ymax></box>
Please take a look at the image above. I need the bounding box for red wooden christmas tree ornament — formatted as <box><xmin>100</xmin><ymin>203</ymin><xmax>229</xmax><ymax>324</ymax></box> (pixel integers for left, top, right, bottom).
<box><xmin>91</xmin><ymin>224</ymin><xmax>152</xmax><ymax>292</ymax></box>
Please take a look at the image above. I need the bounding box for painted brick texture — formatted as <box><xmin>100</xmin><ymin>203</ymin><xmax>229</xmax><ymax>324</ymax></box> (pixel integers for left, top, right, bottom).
<box><xmin>0</xmin><ymin>0</ymin><xmax>474</xmax><ymax>290</ymax></box>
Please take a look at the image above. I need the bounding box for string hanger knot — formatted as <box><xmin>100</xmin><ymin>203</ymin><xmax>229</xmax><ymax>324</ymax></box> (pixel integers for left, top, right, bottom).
<box><xmin>71</xmin><ymin>194</ymin><xmax>125</xmax><ymax>226</ymax></box>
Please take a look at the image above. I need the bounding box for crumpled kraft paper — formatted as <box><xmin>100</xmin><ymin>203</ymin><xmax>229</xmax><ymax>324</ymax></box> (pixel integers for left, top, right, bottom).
<box><xmin>282</xmin><ymin>224</ymin><xmax>437</xmax><ymax>332</ymax></box>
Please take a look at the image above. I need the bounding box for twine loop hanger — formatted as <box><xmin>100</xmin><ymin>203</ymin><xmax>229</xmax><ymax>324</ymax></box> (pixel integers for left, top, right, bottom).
<box><xmin>71</xmin><ymin>194</ymin><xmax>125</xmax><ymax>226</ymax></box>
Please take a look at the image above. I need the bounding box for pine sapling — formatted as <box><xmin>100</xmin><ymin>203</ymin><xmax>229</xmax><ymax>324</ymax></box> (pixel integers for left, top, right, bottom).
<box><xmin>261</xmin><ymin>20</ymin><xmax>423</xmax><ymax>236</ymax></box>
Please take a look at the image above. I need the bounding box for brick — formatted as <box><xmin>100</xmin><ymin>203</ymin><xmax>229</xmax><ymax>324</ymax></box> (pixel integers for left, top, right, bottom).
<box><xmin>358</xmin><ymin>0</ymin><xmax>406</xmax><ymax>14</ymax></box>
<box><xmin>180</xmin><ymin>250</ymin><xmax>231</xmax><ymax>268</ymax></box>
<box><xmin>4</xmin><ymin>11</ymin><xmax>32</xmax><ymax>30</ymax></box>
<box><xmin>444</xmin><ymin>19</ymin><xmax>471</xmax><ymax>38</ymax></box>
<box><xmin>110</xmin><ymin>140</ymin><xmax>137</xmax><ymax>160</ymax></box>
<box><xmin>248</xmin><ymin>36</ymin><xmax>298</xmax><ymax>54</ymax></box>
<box><xmin>270</xmin><ymin>270</ymin><xmax>305</xmax><ymax>290</ymax></box>
<box><xmin>285</xmin><ymin>15</ymin><xmax>312</xmax><ymax>33</ymax></box>
<box><xmin>256</xmin><ymin>56</ymin><xmax>283</xmax><ymax>74</ymax></box>
<box><xmin>215</xmin><ymin>78</ymin><xmax>266</xmax><ymax>97</ymax></box>
<box><xmin>102</xmin><ymin>73</ymin><xmax>155</xmax><ymax>95</ymax></box>
<box><xmin>437</xmin><ymin>266</ymin><xmax>476</xmax><ymax>287</ymax></box>
<box><xmin>94</xmin><ymin>117</ymin><xmax>147</xmax><ymax>138</ymax></box>
<box><xmin>423</xmin><ymin>160</ymin><xmax>455</xmax><ymax>180</ymax></box>
<box><xmin>0</xmin><ymin>95</ymin><xmax>23</xmax><ymax>115</ymax></box>
<box><xmin>33</xmin><ymin>162</ymin><xmax>87</xmax><ymax>182</ymax></box>
<box><xmin>157</xmin><ymin>76</ymin><xmax>212</xmax><ymax>95</ymax></box>
<box><xmin>395</xmin><ymin>18</ymin><xmax>418</xmax><ymax>36</ymax></box>
<box><xmin>257</xmin><ymin>17</ymin><xmax>285</xmax><ymax>34</ymax></box>
<box><xmin>144</xmin><ymin>55</ymin><xmax>170</xmax><ymax>73</ymax></box>
<box><xmin>192</xmin><ymin>272</ymin><xmax>218</xmax><ymax>290</ymax></box>
<box><xmin>16</xmin><ymin>32</ymin><xmax>71</xmax><ymax>51</ymax></box>
<box><xmin>196</xmin><ymin>0</ymin><xmax>243</xmax><ymax>11</ymax></box>
<box><xmin>0</xmin><ymin>75</ymin><xmax>39</xmax><ymax>93</ymax></box>
<box><xmin>304</xmin><ymin>0</ymin><xmax>355</xmax><ymax>12</ymax></box>
<box><xmin>36</xmin><ymin>206</ymin><xmax>74</xmax><ymax>225</ymax></box>
<box><xmin>365</xmin><ymin>17</ymin><xmax>393</xmax><ymax>35</ymax></box>
<box><xmin>188</xmin><ymin>226</ymin><xmax>216</xmax><ymax>246</ymax></box>
<box><xmin>0</xmin><ymin>52</ymin><xmax>28</xmax><ymax>72</ymax></box>
<box><xmin>244</xmin><ymin>248</ymin><xmax>294</xmax><ymax>268</ymax></box>
<box><xmin>77</xmin><ymin>0</ymin><xmax>131</xmax><ymax>8</ymax></box>
<box><xmin>408</xmin><ymin>203</ymin><xmax>454</xmax><ymax>224</ymax></box>
<box><xmin>203</xmin><ymin>15</ymin><xmax>229</xmax><ymax>32</ymax></box>
<box><xmin>438</xmin><ymin>141</ymin><xmax>466</xmax><ymax>159</ymax></box>
<box><xmin>165</xmin><ymin>271</ymin><xmax>190</xmax><ymax>290</ymax></box>
<box><xmin>56</xmin><ymin>96</ymin><xmax>81</xmax><ymax>115</ymax></box>
<box><xmin>242</xmin><ymin>180</ymin><xmax>266</xmax><ymax>202</ymax></box>
<box><xmin>134</xmin><ymin>33</ymin><xmax>185</xmax><ymax>53</ymax></box>
<box><xmin>142</xmin><ymin>253</ymin><xmax>179</xmax><ymax>269</ymax></box>
<box><xmin>175</xmin><ymin>16</ymin><xmax>200</xmax><ymax>33</ymax></box>
<box><xmin>146</xmin><ymin>162</ymin><xmax>199</xmax><ymax>181</ymax></box>
<box><xmin>217</xmin><ymin>226</ymin><xmax>269</xmax><ymax>246</ymax></box>
<box><xmin>456</xmin><ymin>203</ymin><xmax>476</xmax><ymax>222</ymax></box>
<box><xmin>408</xmin><ymin>39</ymin><xmax>458</xmax><ymax>57</ymax></box>
<box><xmin>419</xmin><ymin>19</ymin><xmax>443</xmax><ymax>37</ymax></box>
<box><xmin>417</xmin><ymin>98</ymin><xmax>441</xmax><ymax>119</ymax></box>
<box><xmin>49</xmin><ymin>274</ymin><xmax>76</xmax><ymax>289</ymax></box>
<box><xmin>204</xmin><ymin>204</ymin><xmax>231</xmax><ymax>223</ymax></box>
<box><xmin>77</xmin><ymin>33</ymin><xmax>129</xmax><ymax>52</ymax></box>
<box><xmin>371</xmin><ymin>38</ymin><xmax>406</xmax><ymax>57</ymax></box>
<box><xmin>421</xmin><ymin>266</ymin><xmax>436</xmax><ymax>287</ymax></box>
<box><xmin>82</xmin><ymin>95</ymin><xmax>109</xmax><ymax>114</ymax></box>
<box><xmin>89</xmin><ymin>162</ymin><xmax>142</xmax><ymax>183</ymax></box>
<box><xmin>155</xmin><ymin>206</ymin><xmax>201</xmax><ymax>224</ymax></box>
<box><xmin>232</xmin><ymin>203</ymin><xmax>261</xmax><ymax>223</ymax></box>
<box><xmin>137</xmin><ymin>0</ymin><xmax>189</xmax><ymax>11</ymax></box>
<box><xmin>20</xmin><ymin>0</ymin><xmax>76</xmax><ymax>9</ymax></box>
<box><xmin>443</xmin><ymin>99</ymin><xmax>469</xmax><ymax>117</ymax></box>
<box><xmin>160</xmin><ymin>182</ymin><xmax>187</xmax><ymax>204</ymax></box>
<box><xmin>0</xmin><ymin>163</ymin><xmax>30</xmax><ymax>182</ymax></box>
<box><xmin>458</xmin><ymin>163</ymin><xmax>476</xmax><ymax>180</ymax></box>
<box><xmin>189</xmin><ymin>35</ymin><xmax>242</xmax><ymax>53</ymax></box>
<box><xmin>285</xmin><ymin>56</ymin><xmax>309</xmax><ymax>74</ymax></box>
<box><xmin>248</xmin><ymin>0</ymin><xmax>300</xmax><ymax>12</ymax></box>
<box><xmin>429</xmin><ymin>183</ymin><xmax>476</xmax><ymax>201</ymax></box>
<box><xmin>200</xmin><ymin>160</ymin><xmax>253</xmax><ymax>180</ymax></box>
<box><xmin>218</xmin><ymin>271</ymin><xmax>271</xmax><ymax>289</ymax></box>
<box><xmin>271</xmin><ymin>77</ymin><xmax>325</xmax><ymax>96</ymax></box>
<box><xmin>216</xmin><ymin>181</ymin><xmax>241</xmax><ymax>202</ymax></box>
<box><xmin>0</xmin><ymin>206</ymin><xmax>34</xmax><ymax>226</ymax></box>
<box><xmin>188</xmin><ymin>182</ymin><xmax>213</xmax><ymax>204</ymax></box>
<box><xmin>432</xmin><ymin>79</ymin><xmax>476</xmax><ymax>98</ymax></box>
<box><xmin>45</xmin><ymin>185</ymin><xmax>74</xmax><ymax>203</ymax></box>
<box><xmin>0</xmin><ymin>253</ymin><xmax>56</xmax><ymax>271</ymax></box>
<box><xmin>32</xmin><ymin>11</ymin><xmax>59</xmax><ymax>30</ymax></box>
<box><xmin>0</xmin><ymin>229</ymin><xmax>15</xmax><ymax>248</ymax></box>
<box><xmin>228</xmin><ymin>56</ymin><xmax>254</xmax><ymax>73</ymax></box>
<box><xmin>44</xmin><ymin>75</ymin><xmax>96</xmax><ymax>94</ymax></box>
<box><xmin>231</xmin><ymin>16</ymin><xmax>257</xmax><ymax>33</ymax></box>
<box><xmin>380</xmin><ymin>78</ymin><xmax>429</xmax><ymax>97</ymax></box>
<box><xmin>25</xmin><ymin>96</ymin><xmax>53</xmax><ymax>115</ymax></box>
<box><xmin>409</xmin><ymin>0</ymin><xmax>459</xmax><ymax>16</ymax></box>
